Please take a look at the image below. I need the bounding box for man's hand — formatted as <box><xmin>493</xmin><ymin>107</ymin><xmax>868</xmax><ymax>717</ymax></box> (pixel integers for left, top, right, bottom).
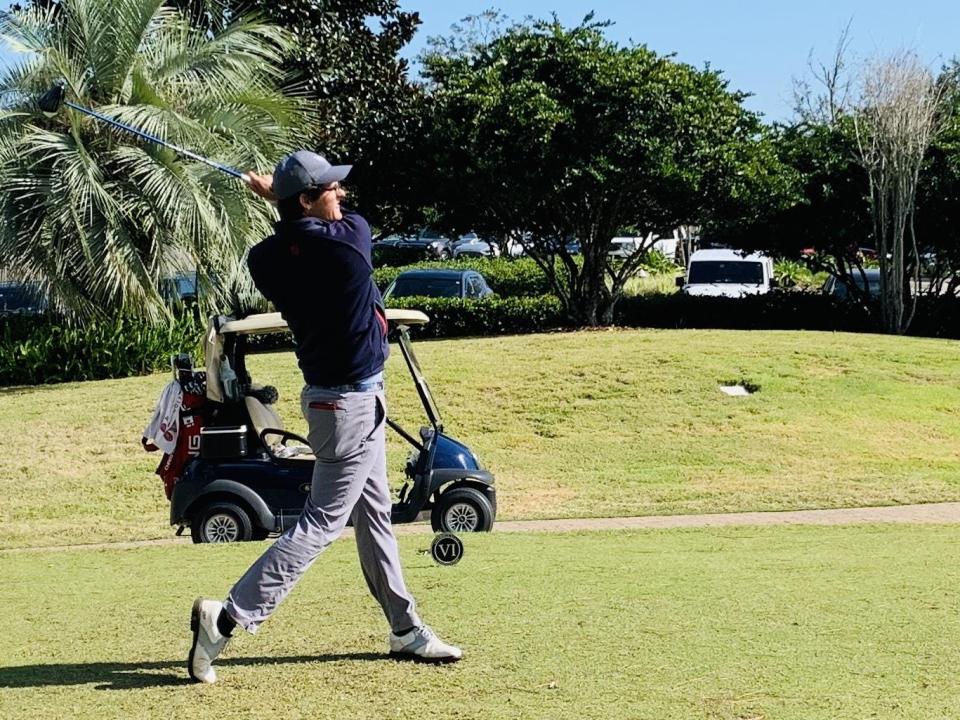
<box><xmin>246</xmin><ymin>172</ymin><xmax>277</xmax><ymax>201</ymax></box>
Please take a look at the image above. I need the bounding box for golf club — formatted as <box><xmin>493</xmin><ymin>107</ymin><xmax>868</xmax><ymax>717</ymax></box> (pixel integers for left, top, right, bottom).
<box><xmin>37</xmin><ymin>81</ymin><xmax>251</xmax><ymax>184</ymax></box>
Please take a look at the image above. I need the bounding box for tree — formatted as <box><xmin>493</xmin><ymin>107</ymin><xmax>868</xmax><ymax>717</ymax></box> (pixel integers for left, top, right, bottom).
<box><xmin>728</xmin><ymin>37</ymin><xmax>960</xmax><ymax>318</ymax></box>
<box><xmin>854</xmin><ymin>52</ymin><xmax>947</xmax><ymax>334</ymax></box>
<box><xmin>910</xmin><ymin>60</ymin><xmax>960</xmax><ymax>298</ymax></box>
<box><xmin>719</xmin><ymin>27</ymin><xmax>878</xmax><ymax>305</ymax></box>
<box><xmin>172</xmin><ymin>0</ymin><xmax>428</xmax><ymax>238</ymax></box>
<box><xmin>715</xmin><ymin>120</ymin><xmax>881</xmax><ymax>301</ymax></box>
<box><xmin>0</xmin><ymin>0</ymin><xmax>307</xmax><ymax>320</ymax></box>
<box><xmin>792</xmin><ymin>19</ymin><xmax>854</xmax><ymax>126</ymax></box>
<box><xmin>420</xmin><ymin>16</ymin><xmax>788</xmax><ymax>325</ymax></box>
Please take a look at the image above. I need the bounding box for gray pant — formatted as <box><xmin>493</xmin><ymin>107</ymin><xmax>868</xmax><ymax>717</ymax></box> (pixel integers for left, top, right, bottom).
<box><xmin>223</xmin><ymin>385</ymin><xmax>420</xmax><ymax>634</ymax></box>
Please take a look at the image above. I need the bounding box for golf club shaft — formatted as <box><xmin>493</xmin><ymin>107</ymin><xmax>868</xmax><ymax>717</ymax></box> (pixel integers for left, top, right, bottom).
<box><xmin>64</xmin><ymin>101</ymin><xmax>250</xmax><ymax>184</ymax></box>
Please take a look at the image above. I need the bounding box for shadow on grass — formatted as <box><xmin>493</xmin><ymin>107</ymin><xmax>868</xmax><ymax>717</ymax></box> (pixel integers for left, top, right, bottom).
<box><xmin>0</xmin><ymin>652</ymin><xmax>385</xmax><ymax>690</ymax></box>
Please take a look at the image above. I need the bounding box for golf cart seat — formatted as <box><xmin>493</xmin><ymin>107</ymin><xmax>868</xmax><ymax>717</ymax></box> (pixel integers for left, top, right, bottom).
<box><xmin>244</xmin><ymin>395</ymin><xmax>314</xmax><ymax>461</ymax></box>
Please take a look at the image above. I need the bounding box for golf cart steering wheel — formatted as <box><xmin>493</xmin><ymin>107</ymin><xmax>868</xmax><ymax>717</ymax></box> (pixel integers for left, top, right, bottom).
<box><xmin>260</xmin><ymin>428</ymin><xmax>311</xmax><ymax>450</ymax></box>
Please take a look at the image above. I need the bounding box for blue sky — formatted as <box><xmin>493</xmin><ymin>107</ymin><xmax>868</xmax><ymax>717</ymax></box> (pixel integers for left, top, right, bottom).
<box><xmin>1</xmin><ymin>1</ymin><xmax>957</xmax><ymax>122</ymax></box>
<box><xmin>398</xmin><ymin>1</ymin><xmax>960</xmax><ymax>121</ymax></box>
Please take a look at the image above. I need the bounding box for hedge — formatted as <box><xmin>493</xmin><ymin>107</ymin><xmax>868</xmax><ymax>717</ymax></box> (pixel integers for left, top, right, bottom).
<box><xmin>386</xmin><ymin>295</ymin><xmax>564</xmax><ymax>338</ymax></box>
<box><xmin>384</xmin><ymin>293</ymin><xmax>872</xmax><ymax>340</ymax></box>
<box><xmin>614</xmin><ymin>293</ymin><xmax>960</xmax><ymax>338</ymax></box>
<box><xmin>0</xmin><ymin>312</ymin><xmax>203</xmax><ymax>386</ymax></box>
<box><xmin>613</xmin><ymin>293</ymin><xmax>877</xmax><ymax>332</ymax></box>
<box><xmin>373</xmin><ymin>257</ymin><xmax>554</xmax><ymax>297</ymax></box>
<box><xmin>6</xmin><ymin>292</ymin><xmax>958</xmax><ymax>386</ymax></box>
<box><xmin>392</xmin><ymin>292</ymin><xmax>960</xmax><ymax>339</ymax></box>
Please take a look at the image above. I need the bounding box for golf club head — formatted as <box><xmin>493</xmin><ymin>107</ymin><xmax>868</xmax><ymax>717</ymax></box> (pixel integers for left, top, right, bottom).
<box><xmin>37</xmin><ymin>81</ymin><xmax>66</xmax><ymax>117</ymax></box>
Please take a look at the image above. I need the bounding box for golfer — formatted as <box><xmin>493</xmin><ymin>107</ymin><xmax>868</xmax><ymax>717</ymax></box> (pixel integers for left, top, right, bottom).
<box><xmin>188</xmin><ymin>150</ymin><xmax>462</xmax><ymax>684</ymax></box>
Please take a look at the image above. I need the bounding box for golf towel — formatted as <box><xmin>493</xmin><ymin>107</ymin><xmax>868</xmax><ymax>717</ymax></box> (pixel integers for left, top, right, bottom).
<box><xmin>142</xmin><ymin>380</ymin><xmax>183</xmax><ymax>455</ymax></box>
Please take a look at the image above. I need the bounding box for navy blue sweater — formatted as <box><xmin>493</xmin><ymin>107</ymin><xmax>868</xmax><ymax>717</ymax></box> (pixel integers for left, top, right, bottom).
<box><xmin>247</xmin><ymin>211</ymin><xmax>389</xmax><ymax>386</ymax></box>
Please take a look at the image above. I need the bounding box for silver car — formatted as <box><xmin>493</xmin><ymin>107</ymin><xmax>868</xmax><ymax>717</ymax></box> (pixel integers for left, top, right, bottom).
<box><xmin>451</xmin><ymin>233</ymin><xmax>500</xmax><ymax>259</ymax></box>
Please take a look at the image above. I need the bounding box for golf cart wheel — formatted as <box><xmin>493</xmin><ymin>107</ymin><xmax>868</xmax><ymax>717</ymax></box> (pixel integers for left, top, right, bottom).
<box><xmin>191</xmin><ymin>502</ymin><xmax>253</xmax><ymax>544</ymax></box>
<box><xmin>431</xmin><ymin>486</ymin><xmax>494</xmax><ymax>533</ymax></box>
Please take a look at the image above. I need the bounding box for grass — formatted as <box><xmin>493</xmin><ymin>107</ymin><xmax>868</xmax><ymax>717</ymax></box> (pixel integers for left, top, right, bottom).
<box><xmin>2</xmin><ymin>329</ymin><xmax>960</xmax><ymax>548</ymax></box>
<box><xmin>1</xmin><ymin>524</ymin><xmax>958</xmax><ymax>719</ymax></box>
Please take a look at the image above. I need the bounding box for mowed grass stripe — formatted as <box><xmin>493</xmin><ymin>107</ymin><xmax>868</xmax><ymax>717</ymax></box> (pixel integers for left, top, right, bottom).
<box><xmin>2</xmin><ymin>329</ymin><xmax>959</xmax><ymax>548</ymax></box>
<box><xmin>0</xmin><ymin>525</ymin><xmax>958</xmax><ymax>719</ymax></box>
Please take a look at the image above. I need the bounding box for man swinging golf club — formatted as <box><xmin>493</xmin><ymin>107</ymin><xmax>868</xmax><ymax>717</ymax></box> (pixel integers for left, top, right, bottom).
<box><xmin>187</xmin><ymin>150</ymin><xmax>462</xmax><ymax>684</ymax></box>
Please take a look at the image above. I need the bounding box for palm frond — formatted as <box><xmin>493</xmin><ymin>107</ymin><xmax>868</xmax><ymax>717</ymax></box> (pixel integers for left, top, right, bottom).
<box><xmin>0</xmin><ymin>0</ymin><xmax>303</xmax><ymax>321</ymax></box>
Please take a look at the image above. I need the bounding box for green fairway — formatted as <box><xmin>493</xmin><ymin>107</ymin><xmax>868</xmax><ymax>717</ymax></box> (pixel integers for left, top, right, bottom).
<box><xmin>1</xmin><ymin>525</ymin><xmax>958</xmax><ymax>719</ymax></box>
<box><xmin>2</xmin><ymin>329</ymin><xmax>960</xmax><ymax>548</ymax></box>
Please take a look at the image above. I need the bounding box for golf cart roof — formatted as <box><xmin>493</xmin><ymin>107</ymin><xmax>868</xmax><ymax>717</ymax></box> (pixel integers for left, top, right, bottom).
<box><xmin>204</xmin><ymin>309</ymin><xmax>430</xmax><ymax>403</ymax></box>
<box><xmin>217</xmin><ymin>308</ymin><xmax>429</xmax><ymax>336</ymax></box>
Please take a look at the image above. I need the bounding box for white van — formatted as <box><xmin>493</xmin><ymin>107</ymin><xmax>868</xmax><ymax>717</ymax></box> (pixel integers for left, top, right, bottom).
<box><xmin>677</xmin><ymin>249</ymin><xmax>774</xmax><ymax>298</ymax></box>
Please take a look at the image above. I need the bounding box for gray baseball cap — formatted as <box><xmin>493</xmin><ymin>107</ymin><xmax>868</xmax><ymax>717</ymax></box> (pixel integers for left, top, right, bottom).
<box><xmin>272</xmin><ymin>150</ymin><xmax>352</xmax><ymax>200</ymax></box>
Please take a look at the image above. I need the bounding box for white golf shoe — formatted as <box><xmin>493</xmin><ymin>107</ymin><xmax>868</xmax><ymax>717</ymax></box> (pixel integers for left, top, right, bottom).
<box><xmin>389</xmin><ymin>625</ymin><xmax>463</xmax><ymax>663</ymax></box>
<box><xmin>188</xmin><ymin>598</ymin><xmax>231</xmax><ymax>683</ymax></box>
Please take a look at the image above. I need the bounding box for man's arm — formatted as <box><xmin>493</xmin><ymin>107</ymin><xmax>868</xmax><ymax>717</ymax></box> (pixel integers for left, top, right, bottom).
<box><xmin>246</xmin><ymin>172</ymin><xmax>276</xmax><ymax>202</ymax></box>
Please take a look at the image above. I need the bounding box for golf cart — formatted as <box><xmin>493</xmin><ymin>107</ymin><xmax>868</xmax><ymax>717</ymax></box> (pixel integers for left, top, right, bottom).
<box><xmin>167</xmin><ymin>309</ymin><xmax>496</xmax><ymax>542</ymax></box>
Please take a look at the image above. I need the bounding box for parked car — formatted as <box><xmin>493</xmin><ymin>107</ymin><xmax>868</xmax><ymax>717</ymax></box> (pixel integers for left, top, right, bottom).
<box><xmin>373</xmin><ymin>229</ymin><xmax>453</xmax><ymax>266</ymax></box>
<box><xmin>822</xmin><ymin>268</ymin><xmax>881</xmax><ymax>299</ymax></box>
<box><xmin>505</xmin><ymin>234</ymin><xmax>580</xmax><ymax>257</ymax></box>
<box><xmin>650</xmin><ymin>234</ymin><xmax>680</xmax><ymax>261</ymax></box>
<box><xmin>608</xmin><ymin>235</ymin><xmax>680</xmax><ymax>263</ymax></box>
<box><xmin>0</xmin><ymin>281</ymin><xmax>47</xmax><ymax>315</ymax></box>
<box><xmin>452</xmin><ymin>233</ymin><xmax>500</xmax><ymax>258</ymax></box>
<box><xmin>608</xmin><ymin>237</ymin><xmax>643</xmax><ymax>260</ymax></box>
<box><xmin>677</xmin><ymin>249</ymin><xmax>775</xmax><ymax>297</ymax></box>
<box><xmin>383</xmin><ymin>269</ymin><xmax>494</xmax><ymax>302</ymax></box>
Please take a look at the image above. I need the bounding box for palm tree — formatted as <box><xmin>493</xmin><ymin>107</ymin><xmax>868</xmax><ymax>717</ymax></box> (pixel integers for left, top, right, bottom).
<box><xmin>0</xmin><ymin>0</ymin><xmax>308</xmax><ymax>320</ymax></box>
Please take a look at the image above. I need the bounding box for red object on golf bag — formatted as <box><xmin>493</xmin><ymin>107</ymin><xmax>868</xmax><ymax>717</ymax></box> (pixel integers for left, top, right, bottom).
<box><xmin>148</xmin><ymin>390</ymin><xmax>206</xmax><ymax>500</ymax></box>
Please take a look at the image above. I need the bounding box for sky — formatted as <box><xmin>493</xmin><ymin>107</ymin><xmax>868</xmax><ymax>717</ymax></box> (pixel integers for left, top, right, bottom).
<box><xmin>397</xmin><ymin>0</ymin><xmax>960</xmax><ymax>121</ymax></box>
<box><xmin>0</xmin><ymin>1</ymin><xmax>957</xmax><ymax>122</ymax></box>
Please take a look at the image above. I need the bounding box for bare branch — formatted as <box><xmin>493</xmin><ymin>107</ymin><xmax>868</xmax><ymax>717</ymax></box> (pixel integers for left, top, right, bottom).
<box><xmin>793</xmin><ymin>18</ymin><xmax>854</xmax><ymax>125</ymax></box>
<box><xmin>852</xmin><ymin>50</ymin><xmax>947</xmax><ymax>333</ymax></box>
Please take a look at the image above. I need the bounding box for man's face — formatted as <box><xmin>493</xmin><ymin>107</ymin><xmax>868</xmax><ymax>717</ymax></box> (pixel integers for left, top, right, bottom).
<box><xmin>300</xmin><ymin>182</ymin><xmax>347</xmax><ymax>221</ymax></box>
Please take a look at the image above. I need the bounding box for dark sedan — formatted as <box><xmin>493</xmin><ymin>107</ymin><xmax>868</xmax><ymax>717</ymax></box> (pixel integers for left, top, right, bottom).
<box><xmin>383</xmin><ymin>269</ymin><xmax>494</xmax><ymax>302</ymax></box>
<box><xmin>373</xmin><ymin>230</ymin><xmax>453</xmax><ymax>267</ymax></box>
<box><xmin>0</xmin><ymin>281</ymin><xmax>47</xmax><ymax>315</ymax></box>
<box><xmin>822</xmin><ymin>268</ymin><xmax>881</xmax><ymax>299</ymax></box>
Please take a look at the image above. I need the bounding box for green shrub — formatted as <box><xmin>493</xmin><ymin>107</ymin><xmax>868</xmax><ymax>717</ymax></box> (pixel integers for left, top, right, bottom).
<box><xmin>0</xmin><ymin>313</ymin><xmax>203</xmax><ymax>386</ymax></box>
<box><xmin>6</xmin><ymin>293</ymin><xmax>957</xmax><ymax>387</ymax></box>
<box><xmin>374</xmin><ymin>257</ymin><xmax>553</xmax><ymax>297</ymax></box>
<box><xmin>773</xmin><ymin>260</ymin><xmax>829</xmax><ymax>291</ymax></box>
<box><xmin>396</xmin><ymin>292</ymin><xmax>960</xmax><ymax>339</ymax></box>
<box><xmin>386</xmin><ymin>295</ymin><xmax>564</xmax><ymax>338</ymax></box>
<box><xmin>613</xmin><ymin>292</ymin><xmax>877</xmax><ymax>332</ymax></box>
<box><xmin>639</xmin><ymin>249</ymin><xmax>679</xmax><ymax>275</ymax></box>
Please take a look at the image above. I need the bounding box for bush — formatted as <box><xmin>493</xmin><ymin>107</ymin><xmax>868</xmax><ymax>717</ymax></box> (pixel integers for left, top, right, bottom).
<box><xmin>374</xmin><ymin>257</ymin><xmax>553</xmax><ymax>297</ymax></box>
<box><xmin>613</xmin><ymin>292</ymin><xmax>877</xmax><ymax>332</ymax></box>
<box><xmin>389</xmin><ymin>291</ymin><xmax>960</xmax><ymax>340</ymax></box>
<box><xmin>386</xmin><ymin>295</ymin><xmax>564</xmax><ymax>338</ymax></box>
<box><xmin>0</xmin><ymin>312</ymin><xmax>203</xmax><ymax>386</ymax></box>
<box><xmin>639</xmin><ymin>249</ymin><xmax>679</xmax><ymax>275</ymax></box>
<box><xmin>773</xmin><ymin>260</ymin><xmax>829</xmax><ymax>292</ymax></box>
<box><xmin>908</xmin><ymin>296</ymin><xmax>960</xmax><ymax>339</ymax></box>
<box><xmin>8</xmin><ymin>292</ymin><xmax>958</xmax><ymax>387</ymax></box>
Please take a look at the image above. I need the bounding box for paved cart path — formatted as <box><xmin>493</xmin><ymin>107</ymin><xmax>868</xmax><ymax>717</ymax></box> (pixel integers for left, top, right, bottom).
<box><xmin>4</xmin><ymin>501</ymin><xmax>960</xmax><ymax>554</ymax></box>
